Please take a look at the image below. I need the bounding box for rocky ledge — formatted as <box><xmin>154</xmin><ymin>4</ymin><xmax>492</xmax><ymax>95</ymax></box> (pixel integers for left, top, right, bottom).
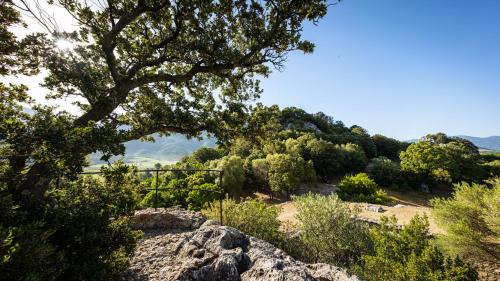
<box><xmin>124</xmin><ymin>207</ymin><xmax>359</xmax><ymax>281</ymax></box>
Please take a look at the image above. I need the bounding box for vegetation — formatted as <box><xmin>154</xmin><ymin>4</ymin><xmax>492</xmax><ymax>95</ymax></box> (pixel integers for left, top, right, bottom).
<box><xmin>202</xmin><ymin>198</ymin><xmax>283</xmax><ymax>245</ymax></box>
<box><xmin>355</xmin><ymin>215</ymin><xmax>477</xmax><ymax>281</ymax></box>
<box><xmin>266</xmin><ymin>153</ymin><xmax>315</xmax><ymax>197</ymax></box>
<box><xmin>1</xmin><ymin>0</ymin><xmax>497</xmax><ymax>279</ymax></box>
<box><xmin>338</xmin><ymin>173</ymin><xmax>392</xmax><ymax>204</ymax></box>
<box><xmin>293</xmin><ymin>193</ymin><xmax>371</xmax><ymax>266</ymax></box>
<box><xmin>400</xmin><ymin>135</ymin><xmax>484</xmax><ymax>185</ymax></box>
<box><xmin>431</xmin><ymin>179</ymin><xmax>500</xmax><ymax>261</ymax></box>
<box><xmin>0</xmin><ymin>0</ymin><xmax>331</xmax><ymax>279</ymax></box>
<box><xmin>366</xmin><ymin>156</ymin><xmax>401</xmax><ymax>187</ymax></box>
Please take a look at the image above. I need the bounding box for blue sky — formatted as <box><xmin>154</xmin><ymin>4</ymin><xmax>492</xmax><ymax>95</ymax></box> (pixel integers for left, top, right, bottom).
<box><xmin>259</xmin><ymin>0</ymin><xmax>500</xmax><ymax>140</ymax></box>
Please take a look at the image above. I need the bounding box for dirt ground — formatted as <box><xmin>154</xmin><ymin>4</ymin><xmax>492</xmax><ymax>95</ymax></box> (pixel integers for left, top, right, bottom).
<box><xmin>277</xmin><ymin>201</ymin><xmax>444</xmax><ymax>234</ymax></box>
<box><xmin>253</xmin><ymin>183</ymin><xmax>500</xmax><ymax>279</ymax></box>
<box><xmin>255</xmin><ymin>183</ymin><xmax>447</xmax><ymax>234</ymax></box>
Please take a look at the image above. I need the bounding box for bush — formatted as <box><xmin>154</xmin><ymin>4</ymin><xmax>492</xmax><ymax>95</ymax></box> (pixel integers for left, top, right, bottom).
<box><xmin>292</xmin><ymin>193</ymin><xmax>371</xmax><ymax>266</ymax></box>
<box><xmin>186</xmin><ymin>183</ymin><xmax>220</xmax><ymax>211</ymax></box>
<box><xmin>366</xmin><ymin>156</ymin><xmax>401</xmax><ymax>187</ymax></box>
<box><xmin>0</xmin><ymin>161</ymin><xmax>143</xmax><ymax>281</ymax></box>
<box><xmin>202</xmin><ymin>198</ymin><xmax>283</xmax><ymax>245</ymax></box>
<box><xmin>139</xmin><ymin>178</ymin><xmax>188</xmax><ymax>208</ymax></box>
<box><xmin>43</xmin><ymin>172</ymin><xmax>142</xmax><ymax>280</ymax></box>
<box><xmin>266</xmin><ymin>153</ymin><xmax>316</xmax><ymax>198</ymax></box>
<box><xmin>431</xmin><ymin>179</ymin><xmax>500</xmax><ymax>260</ymax></box>
<box><xmin>339</xmin><ymin>143</ymin><xmax>368</xmax><ymax>173</ymax></box>
<box><xmin>251</xmin><ymin>158</ymin><xmax>269</xmax><ymax>188</ymax></box>
<box><xmin>338</xmin><ymin>173</ymin><xmax>392</xmax><ymax>204</ymax></box>
<box><xmin>355</xmin><ymin>215</ymin><xmax>478</xmax><ymax>281</ymax></box>
<box><xmin>217</xmin><ymin>155</ymin><xmax>246</xmax><ymax>194</ymax></box>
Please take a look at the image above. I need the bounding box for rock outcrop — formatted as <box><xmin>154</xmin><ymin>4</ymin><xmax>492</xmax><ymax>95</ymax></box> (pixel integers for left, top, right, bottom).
<box><xmin>124</xmin><ymin>207</ymin><xmax>359</xmax><ymax>281</ymax></box>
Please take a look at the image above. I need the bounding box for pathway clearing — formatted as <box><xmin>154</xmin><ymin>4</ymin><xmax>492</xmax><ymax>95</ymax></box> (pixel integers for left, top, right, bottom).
<box><xmin>277</xmin><ymin>201</ymin><xmax>444</xmax><ymax>235</ymax></box>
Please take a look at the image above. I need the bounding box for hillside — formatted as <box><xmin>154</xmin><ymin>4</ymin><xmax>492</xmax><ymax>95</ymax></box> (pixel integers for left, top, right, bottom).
<box><xmin>458</xmin><ymin>135</ymin><xmax>500</xmax><ymax>152</ymax></box>
<box><xmin>88</xmin><ymin>133</ymin><xmax>216</xmax><ymax>169</ymax></box>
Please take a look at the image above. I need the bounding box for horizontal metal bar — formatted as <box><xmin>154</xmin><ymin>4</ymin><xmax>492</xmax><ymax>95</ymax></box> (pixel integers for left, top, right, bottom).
<box><xmin>144</xmin><ymin>187</ymin><xmax>223</xmax><ymax>194</ymax></box>
<box><xmin>80</xmin><ymin>168</ymin><xmax>223</xmax><ymax>175</ymax></box>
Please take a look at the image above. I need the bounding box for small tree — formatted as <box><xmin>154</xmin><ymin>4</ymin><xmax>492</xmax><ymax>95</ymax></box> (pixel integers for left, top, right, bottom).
<box><xmin>251</xmin><ymin>158</ymin><xmax>269</xmax><ymax>188</ymax></box>
<box><xmin>293</xmin><ymin>193</ymin><xmax>370</xmax><ymax>266</ymax></box>
<box><xmin>431</xmin><ymin>179</ymin><xmax>500</xmax><ymax>261</ymax></box>
<box><xmin>217</xmin><ymin>156</ymin><xmax>245</xmax><ymax>195</ymax></box>
<box><xmin>356</xmin><ymin>215</ymin><xmax>477</xmax><ymax>281</ymax></box>
<box><xmin>266</xmin><ymin>153</ymin><xmax>315</xmax><ymax>198</ymax></box>
<box><xmin>366</xmin><ymin>156</ymin><xmax>401</xmax><ymax>187</ymax></box>
<box><xmin>338</xmin><ymin>143</ymin><xmax>369</xmax><ymax>173</ymax></box>
<box><xmin>338</xmin><ymin>173</ymin><xmax>391</xmax><ymax>204</ymax></box>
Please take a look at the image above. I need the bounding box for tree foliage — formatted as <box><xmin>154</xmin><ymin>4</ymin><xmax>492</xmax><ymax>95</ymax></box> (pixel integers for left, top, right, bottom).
<box><xmin>400</xmin><ymin>137</ymin><xmax>483</xmax><ymax>185</ymax></box>
<box><xmin>293</xmin><ymin>193</ymin><xmax>371</xmax><ymax>266</ymax></box>
<box><xmin>431</xmin><ymin>179</ymin><xmax>500</xmax><ymax>261</ymax></box>
<box><xmin>366</xmin><ymin>156</ymin><xmax>401</xmax><ymax>187</ymax></box>
<box><xmin>338</xmin><ymin>173</ymin><xmax>392</xmax><ymax>204</ymax></box>
<box><xmin>266</xmin><ymin>153</ymin><xmax>315</xmax><ymax>197</ymax></box>
<box><xmin>356</xmin><ymin>215</ymin><xmax>478</xmax><ymax>281</ymax></box>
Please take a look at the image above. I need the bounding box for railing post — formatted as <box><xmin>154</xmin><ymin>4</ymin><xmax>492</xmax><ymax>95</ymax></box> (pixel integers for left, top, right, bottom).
<box><xmin>218</xmin><ymin>171</ymin><xmax>223</xmax><ymax>226</ymax></box>
<box><xmin>155</xmin><ymin>170</ymin><xmax>159</xmax><ymax>210</ymax></box>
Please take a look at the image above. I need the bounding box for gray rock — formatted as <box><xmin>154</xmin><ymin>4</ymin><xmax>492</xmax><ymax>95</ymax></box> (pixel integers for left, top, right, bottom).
<box><xmin>124</xmin><ymin>208</ymin><xmax>359</xmax><ymax>281</ymax></box>
<box><xmin>131</xmin><ymin>206</ymin><xmax>207</xmax><ymax>230</ymax></box>
<box><xmin>366</xmin><ymin>204</ymin><xmax>384</xmax><ymax>213</ymax></box>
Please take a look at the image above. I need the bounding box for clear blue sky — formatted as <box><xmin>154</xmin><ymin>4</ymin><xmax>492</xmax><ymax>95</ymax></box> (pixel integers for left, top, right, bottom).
<box><xmin>259</xmin><ymin>0</ymin><xmax>500</xmax><ymax>140</ymax></box>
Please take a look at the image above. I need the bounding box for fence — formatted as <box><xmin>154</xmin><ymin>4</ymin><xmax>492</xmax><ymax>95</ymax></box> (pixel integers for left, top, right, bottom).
<box><xmin>80</xmin><ymin>168</ymin><xmax>225</xmax><ymax>225</ymax></box>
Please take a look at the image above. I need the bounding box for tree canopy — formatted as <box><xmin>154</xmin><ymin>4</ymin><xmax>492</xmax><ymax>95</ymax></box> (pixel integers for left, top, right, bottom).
<box><xmin>2</xmin><ymin>0</ymin><xmax>331</xmax><ymax>210</ymax></box>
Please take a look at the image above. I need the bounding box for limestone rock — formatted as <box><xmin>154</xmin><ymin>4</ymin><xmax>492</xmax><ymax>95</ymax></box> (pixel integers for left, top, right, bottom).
<box><xmin>366</xmin><ymin>204</ymin><xmax>384</xmax><ymax>213</ymax></box>
<box><xmin>124</xmin><ymin>207</ymin><xmax>359</xmax><ymax>281</ymax></box>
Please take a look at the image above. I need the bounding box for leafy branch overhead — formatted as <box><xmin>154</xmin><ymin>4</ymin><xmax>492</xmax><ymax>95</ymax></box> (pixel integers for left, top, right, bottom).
<box><xmin>26</xmin><ymin>0</ymin><xmax>329</xmax><ymax>139</ymax></box>
<box><xmin>2</xmin><ymin>0</ymin><xmax>331</xmax><ymax>204</ymax></box>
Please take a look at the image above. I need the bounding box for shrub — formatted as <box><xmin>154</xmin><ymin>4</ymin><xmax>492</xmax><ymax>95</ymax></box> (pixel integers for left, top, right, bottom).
<box><xmin>190</xmin><ymin>147</ymin><xmax>222</xmax><ymax>163</ymax></box>
<box><xmin>42</xmin><ymin>172</ymin><xmax>142</xmax><ymax>281</ymax></box>
<box><xmin>140</xmin><ymin>176</ymin><xmax>191</xmax><ymax>207</ymax></box>
<box><xmin>338</xmin><ymin>173</ymin><xmax>392</xmax><ymax>204</ymax></box>
<box><xmin>431</xmin><ymin>179</ymin><xmax>500</xmax><ymax>260</ymax></box>
<box><xmin>266</xmin><ymin>153</ymin><xmax>316</xmax><ymax>198</ymax></box>
<box><xmin>251</xmin><ymin>158</ymin><xmax>269</xmax><ymax>188</ymax></box>
<box><xmin>186</xmin><ymin>183</ymin><xmax>220</xmax><ymax>211</ymax></box>
<box><xmin>355</xmin><ymin>215</ymin><xmax>477</xmax><ymax>281</ymax></box>
<box><xmin>339</xmin><ymin>143</ymin><xmax>368</xmax><ymax>173</ymax></box>
<box><xmin>292</xmin><ymin>193</ymin><xmax>371</xmax><ymax>266</ymax></box>
<box><xmin>366</xmin><ymin>156</ymin><xmax>401</xmax><ymax>187</ymax></box>
<box><xmin>217</xmin><ymin>155</ymin><xmax>246</xmax><ymax>194</ymax></box>
<box><xmin>202</xmin><ymin>198</ymin><xmax>283</xmax><ymax>245</ymax></box>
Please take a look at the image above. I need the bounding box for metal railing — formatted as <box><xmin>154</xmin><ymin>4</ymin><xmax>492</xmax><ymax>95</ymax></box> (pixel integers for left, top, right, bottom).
<box><xmin>81</xmin><ymin>168</ymin><xmax>225</xmax><ymax>225</ymax></box>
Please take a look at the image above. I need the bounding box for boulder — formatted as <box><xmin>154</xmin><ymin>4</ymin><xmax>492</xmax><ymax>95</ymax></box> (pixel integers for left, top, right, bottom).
<box><xmin>366</xmin><ymin>204</ymin><xmax>384</xmax><ymax>213</ymax></box>
<box><xmin>124</xmin><ymin>207</ymin><xmax>359</xmax><ymax>281</ymax></box>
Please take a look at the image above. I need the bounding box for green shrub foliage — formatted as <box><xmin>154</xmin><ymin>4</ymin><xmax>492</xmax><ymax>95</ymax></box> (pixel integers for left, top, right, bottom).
<box><xmin>431</xmin><ymin>179</ymin><xmax>500</xmax><ymax>260</ymax></box>
<box><xmin>202</xmin><ymin>198</ymin><xmax>283</xmax><ymax>245</ymax></box>
<box><xmin>356</xmin><ymin>215</ymin><xmax>478</xmax><ymax>281</ymax></box>
<box><xmin>217</xmin><ymin>156</ymin><xmax>246</xmax><ymax>194</ymax></box>
<box><xmin>400</xmin><ymin>135</ymin><xmax>484</xmax><ymax>185</ymax></box>
<box><xmin>292</xmin><ymin>193</ymin><xmax>371</xmax><ymax>266</ymax></box>
<box><xmin>366</xmin><ymin>156</ymin><xmax>401</xmax><ymax>187</ymax></box>
<box><xmin>338</xmin><ymin>173</ymin><xmax>392</xmax><ymax>204</ymax></box>
<box><xmin>266</xmin><ymin>153</ymin><xmax>316</xmax><ymax>197</ymax></box>
<box><xmin>0</xmin><ymin>163</ymin><xmax>142</xmax><ymax>281</ymax></box>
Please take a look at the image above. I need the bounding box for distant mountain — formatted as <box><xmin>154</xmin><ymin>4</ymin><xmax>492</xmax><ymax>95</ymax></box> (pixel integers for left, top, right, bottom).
<box><xmin>457</xmin><ymin>135</ymin><xmax>500</xmax><ymax>152</ymax></box>
<box><xmin>88</xmin><ymin>133</ymin><xmax>216</xmax><ymax>169</ymax></box>
<box><xmin>406</xmin><ymin>135</ymin><xmax>500</xmax><ymax>152</ymax></box>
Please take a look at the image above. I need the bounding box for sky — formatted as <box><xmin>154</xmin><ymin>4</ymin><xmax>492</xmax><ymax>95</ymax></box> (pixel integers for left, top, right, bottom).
<box><xmin>10</xmin><ymin>0</ymin><xmax>500</xmax><ymax>141</ymax></box>
<box><xmin>259</xmin><ymin>0</ymin><xmax>500</xmax><ymax>140</ymax></box>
